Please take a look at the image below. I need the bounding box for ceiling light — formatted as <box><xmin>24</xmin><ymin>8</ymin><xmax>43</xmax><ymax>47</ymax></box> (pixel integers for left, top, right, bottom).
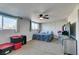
<box><xmin>40</xmin><ymin>17</ymin><xmax>43</xmax><ymax>20</ymax></box>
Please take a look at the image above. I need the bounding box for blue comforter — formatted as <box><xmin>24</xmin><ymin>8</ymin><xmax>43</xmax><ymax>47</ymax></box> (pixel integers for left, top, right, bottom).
<box><xmin>32</xmin><ymin>33</ymin><xmax>53</xmax><ymax>42</ymax></box>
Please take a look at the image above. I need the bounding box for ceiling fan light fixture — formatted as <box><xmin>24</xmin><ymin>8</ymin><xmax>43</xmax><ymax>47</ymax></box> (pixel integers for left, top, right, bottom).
<box><xmin>40</xmin><ymin>17</ymin><xmax>43</xmax><ymax>20</ymax></box>
<box><xmin>38</xmin><ymin>13</ymin><xmax>49</xmax><ymax>20</ymax></box>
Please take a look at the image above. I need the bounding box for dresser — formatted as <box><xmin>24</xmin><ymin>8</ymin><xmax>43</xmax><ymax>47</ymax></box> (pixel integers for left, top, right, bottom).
<box><xmin>60</xmin><ymin>35</ymin><xmax>77</xmax><ymax>55</ymax></box>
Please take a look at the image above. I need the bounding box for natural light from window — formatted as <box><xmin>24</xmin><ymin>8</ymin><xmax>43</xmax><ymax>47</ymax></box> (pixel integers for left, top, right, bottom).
<box><xmin>0</xmin><ymin>15</ymin><xmax>17</xmax><ymax>31</ymax></box>
<box><xmin>32</xmin><ymin>22</ymin><xmax>39</xmax><ymax>30</ymax></box>
<box><xmin>0</xmin><ymin>15</ymin><xmax>2</xmax><ymax>30</ymax></box>
<box><xmin>3</xmin><ymin>16</ymin><xmax>17</xmax><ymax>30</ymax></box>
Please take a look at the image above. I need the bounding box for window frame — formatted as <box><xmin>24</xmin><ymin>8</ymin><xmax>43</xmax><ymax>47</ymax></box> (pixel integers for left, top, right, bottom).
<box><xmin>0</xmin><ymin>15</ymin><xmax>2</xmax><ymax>30</ymax></box>
<box><xmin>0</xmin><ymin>15</ymin><xmax>18</xmax><ymax>31</ymax></box>
<box><xmin>31</xmin><ymin>21</ymin><xmax>40</xmax><ymax>31</ymax></box>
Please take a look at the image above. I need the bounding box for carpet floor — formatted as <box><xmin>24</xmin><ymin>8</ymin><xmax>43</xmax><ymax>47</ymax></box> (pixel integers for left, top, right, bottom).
<box><xmin>9</xmin><ymin>39</ymin><xmax>64</xmax><ymax>55</ymax></box>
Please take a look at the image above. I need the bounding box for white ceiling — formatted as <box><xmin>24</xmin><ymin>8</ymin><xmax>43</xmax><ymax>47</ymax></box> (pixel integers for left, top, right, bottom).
<box><xmin>0</xmin><ymin>3</ymin><xmax>77</xmax><ymax>23</ymax></box>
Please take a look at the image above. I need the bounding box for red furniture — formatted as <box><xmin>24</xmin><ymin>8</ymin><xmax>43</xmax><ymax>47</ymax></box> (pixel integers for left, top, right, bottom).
<box><xmin>10</xmin><ymin>35</ymin><xmax>22</xmax><ymax>43</ymax></box>
<box><xmin>10</xmin><ymin>35</ymin><xmax>27</xmax><ymax>45</ymax></box>
<box><xmin>0</xmin><ymin>43</ymin><xmax>14</xmax><ymax>55</ymax></box>
<box><xmin>10</xmin><ymin>35</ymin><xmax>27</xmax><ymax>50</ymax></box>
<box><xmin>13</xmin><ymin>42</ymin><xmax>22</xmax><ymax>50</ymax></box>
<box><xmin>11</xmin><ymin>35</ymin><xmax>22</xmax><ymax>38</ymax></box>
<box><xmin>10</xmin><ymin>35</ymin><xmax>22</xmax><ymax>50</ymax></box>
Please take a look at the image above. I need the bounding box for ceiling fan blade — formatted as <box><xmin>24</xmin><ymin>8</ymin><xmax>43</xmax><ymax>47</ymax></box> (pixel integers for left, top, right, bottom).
<box><xmin>46</xmin><ymin>17</ymin><xmax>49</xmax><ymax>19</ymax></box>
<box><xmin>45</xmin><ymin>15</ymin><xmax>48</xmax><ymax>16</ymax></box>
<box><xmin>43</xmin><ymin>16</ymin><xmax>49</xmax><ymax>19</ymax></box>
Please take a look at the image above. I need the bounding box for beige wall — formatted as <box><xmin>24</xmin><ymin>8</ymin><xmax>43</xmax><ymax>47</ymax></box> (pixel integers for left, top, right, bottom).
<box><xmin>67</xmin><ymin>6</ymin><xmax>79</xmax><ymax>54</ymax></box>
<box><xmin>42</xmin><ymin>19</ymin><xmax>67</xmax><ymax>36</ymax></box>
<box><xmin>18</xmin><ymin>19</ymin><xmax>39</xmax><ymax>41</ymax></box>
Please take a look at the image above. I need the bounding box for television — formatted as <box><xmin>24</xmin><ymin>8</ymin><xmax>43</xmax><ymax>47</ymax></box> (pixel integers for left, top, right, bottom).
<box><xmin>70</xmin><ymin>22</ymin><xmax>76</xmax><ymax>39</ymax></box>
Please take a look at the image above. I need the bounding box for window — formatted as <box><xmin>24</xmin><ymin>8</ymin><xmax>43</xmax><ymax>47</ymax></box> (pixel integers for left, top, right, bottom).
<box><xmin>0</xmin><ymin>15</ymin><xmax>17</xmax><ymax>30</ymax></box>
<box><xmin>31</xmin><ymin>22</ymin><xmax>39</xmax><ymax>30</ymax></box>
<box><xmin>0</xmin><ymin>15</ymin><xmax>2</xmax><ymax>30</ymax></box>
<box><xmin>3</xmin><ymin>16</ymin><xmax>17</xmax><ymax>30</ymax></box>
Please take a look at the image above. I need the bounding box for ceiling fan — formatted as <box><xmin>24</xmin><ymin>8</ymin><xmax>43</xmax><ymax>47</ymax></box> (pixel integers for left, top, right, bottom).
<box><xmin>34</xmin><ymin>8</ymin><xmax>51</xmax><ymax>20</ymax></box>
<box><xmin>39</xmin><ymin>13</ymin><xmax>49</xmax><ymax>20</ymax></box>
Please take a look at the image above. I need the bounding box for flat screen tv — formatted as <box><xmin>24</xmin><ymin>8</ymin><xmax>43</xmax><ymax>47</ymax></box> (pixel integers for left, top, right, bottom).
<box><xmin>70</xmin><ymin>22</ymin><xmax>76</xmax><ymax>39</ymax></box>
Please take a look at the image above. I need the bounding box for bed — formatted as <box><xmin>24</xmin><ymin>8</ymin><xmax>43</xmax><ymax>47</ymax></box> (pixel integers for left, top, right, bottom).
<box><xmin>32</xmin><ymin>32</ymin><xmax>54</xmax><ymax>42</ymax></box>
